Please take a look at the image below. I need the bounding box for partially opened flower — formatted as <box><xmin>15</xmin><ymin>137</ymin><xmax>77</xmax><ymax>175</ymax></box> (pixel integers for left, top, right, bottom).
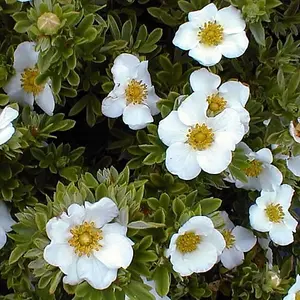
<box><xmin>43</xmin><ymin>198</ymin><xmax>134</xmax><ymax>290</ymax></box>
<box><xmin>3</xmin><ymin>42</ymin><xmax>55</xmax><ymax>115</ymax></box>
<box><xmin>283</xmin><ymin>275</ymin><xmax>300</xmax><ymax>300</ymax></box>
<box><xmin>0</xmin><ymin>106</ymin><xmax>19</xmax><ymax>146</ymax></box>
<box><xmin>102</xmin><ymin>53</ymin><xmax>160</xmax><ymax>130</ymax></box>
<box><xmin>0</xmin><ymin>201</ymin><xmax>15</xmax><ymax>249</ymax></box>
<box><xmin>249</xmin><ymin>184</ymin><xmax>297</xmax><ymax>246</ymax></box>
<box><xmin>173</xmin><ymin>3</ymin><xmax>249</xmax><ymax>66</ymax></box>
<box><xmin>125</xmin><ymin>277</ymin><xmax>170</xmax><ymax>300</ymax></box>
<box><xmin>228</xmin><ymin>142</ymin><xmax>283</xmax><ymax>191</ymax></box>
<box><xmin>190</xmin><ymin>68</ymin><xmax>250</xmax><ymax>133</ymax></box>
<box><xmin>166</xmin><ymin>216</ymin><xmax>225</xmax><ymax>276</ymax></box>
<box><xmin>158</xmin><ymin>93</ymin><xmax>245</xmax><ymax>180</ymax></box>
<box><xmin>289</xmin><ymin>120</ymin><xmax>300</xmax><ymax>143</ymax></box>
<box><xmin>219</xmin><ymin>211</ymin><xmax>256</xmax><ymax>270</ymax></box>
<box><xmin>257</xmin><ymin>237</ymin><xmax>273</xmax><ymax>268</ymax></box>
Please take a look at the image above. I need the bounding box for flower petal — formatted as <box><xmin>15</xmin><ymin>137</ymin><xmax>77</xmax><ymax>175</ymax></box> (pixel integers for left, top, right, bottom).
<box><xmin>145</xmin><ymin>86</ymin><xmax>160</xmax><ymax>116</ymax></box>
<box><xmin>0</xmin><ymin>107</ymin><xmax>18</xmax><ymax>130</ymax></box>
<box><xmin>189</xmin><ymin>68</ymin><xmax>221</xmax><ymax>94</ymax></box>
<box><xmin>255</xmin><ymin>148</ymin><xmax>273</xmax><ymax>164</ymax></box>
<box><xmin>179</xmin><ymin>216</ymin><xmax>215</xmax><ymax>236</ymax></box>
<box><xmin>128</xmin><ymin>123</ymin><xmax>147</xmax><ymax>130</ymax></box>
<box><xmin>13</xmin><ymin>42</ymin><xmax>38</xmax><ymax>72</ymax></box>
<box><xmin>84</xmin><ymin>198</ymin><xmax>119</xmax><ymax>228</ymax></box>
<box><xmin>62</xmin><ymin>257</ymin><xmax>81</xmax><ymax>286</ymax></box>
<box><xmin>218</xmin><ymin>81</ymin><xmax>250</xmax><ymax>107</ymax></box>
<box><xmin>283</xmin><ymin>212</ymin><xmax>298</xmax><ymax>232</ymax></box>
<box><xmin>111</xmin><ymin>53</ymin><xmax>140</xmax><ymax>85</ymax></box>
<box><xmin>158</xmin><ymin>111</ymin><xmax>189</xmax><ymax>147</ymax></box>
<box><xmin>202</xmin><ymin>229</ymin><xmax>226</xmax><ymax>255</ymax></box>
<box><xmin>94</xmin><ymin>233</ymin><xmax>133</xmax><ymax>269</ymax></box>
<box><xmin>122</xmin><ymin>104</ymin><xmax>153</xmax><ymax>127</ymax></box>
<box><xmin>0</xmin><ymin>201</ymin><xmax>15</xmax><ymax>232</ymax></box>
<box><xmin>269</xmin><ymin>223</ymin><xmax>294</xmax><ymax>246</ymax></box>
<box><xmin>0</xmin><ymin>124</ymin><xmax>15</xmax><ymax>146</ymax></box>
<box><xmin>216</xmin><ymin>6</ymin><xmax>246</xmax><ymax>34</ymax></box>
<box><xmin>172</xmin><ymin>22</ymin><xmax>199</xmax><ymax>51</ymax></box>
<box><xmin>166</xmin><ymin>142</ymin><xmax>202</xmax><ymax>180</ymax></box>
<box><xmin>221</xmin><ymin>247</ymin><xmax>244</xmax><ymax>269</ymax></box>
<box><xmin>219</xmin><ymin>211</ymin><xmax>235</xmax><ymax>230</ymax></box>
<box><xmin>61</xmin><ymin>204</ymin><xmax>85</xmax><ymax>226</ymax></box>
<box><xmin>0</xmin><ymin>227</ymin><xmax>7</xmax><ymax>249</ymax></box>
<box><xmin>46</xmin><ymin>217</ymin><xmax>71</xmax><ymax>244</ymax></box>
<box><xmin>287</xmin><ymin>156</ymin><xmax>300</xmax><ymax>176</ymax></box>
<box><xmin>258</xmin><ymin>164</ymin><xmax>283</xmax><ymax>191</ymax></box>
<box><xmin>101</xmin><ymin>91</ymin><xmax>126</xmax><ymax>118</ymax></box>
<box><xmin>137</xmin><ymin>61</ymin><xmax>152</xmax><ymax>87</ymax></box>
<box><xmin>101</xmin><ymin>223</ymin><xmax>127</xmax><ymax>236</ymax></box>
<box><xmin>77</xmin><ymin>255</ymin><xmax>118</xmax><ymax>290</ymax></box>
<box><xmin>219</xmin><ymin>32</ymin><xmax>249</xmax><ymax>59</ymax></box>
<box><xmin>189</xmin><ymin>44</ymin><xmax>222</xmax><ymax>67</ymax></box>
<box><xmin>188</xmin><ymin>3</ymin><xmax>218</xmax><ymax>25</ymax></box>
<box><xmin>177</xmin><ymin>92</ymin><xmax>208</xmax><ymax>126</ymax></box>
<box><xmin>233</xmin><ymin>226</ymin><xmax>257</xmax><ymax>252</ymax></box>
<box><xmin>35</xmin><ymin>84</ymin><xmax>55</xmax><ymax>116</ymax></box>
<box><xmin>249</xmin><ymin>204</ymin><xmax>272</xmax><ymax>232</ymax></box>
<box><xmin>274</xmin><ymin>184</ymin><xmax>294</xmax><ymax>209</ymax></box>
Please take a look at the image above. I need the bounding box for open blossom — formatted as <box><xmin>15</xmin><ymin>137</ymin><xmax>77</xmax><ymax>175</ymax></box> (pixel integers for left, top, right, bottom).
<box><xmin>101</xmin><ymin>53</ymin><xmax>160</xmax><ymax>130</ymax></box>
<box><xmin>219</xmin><ymin>211</ymin><xmax>256</xmax><ymax>270</ymax></box>
<box><xmin>0</xmin><ymin>201</ymin><xmax>15</xmax><ymax>249</ymax></box>
<box><xmin>173</xmin><ymin>3</ymin><xmax>249</xmax><ymax>66</ymax></box>
<box><xmin>227</xmin><ymin>142</ymin><xmax>283</xmax><ymax>191</ymax></box>
<box><xmin>284</xmin><ymin>275</ymin><xmax>300</xmax><ymax>300</ymax></box>
<box><xmin>126</xmin><ymin>277</ymin><xmax>170</xmax><ymax>300</ymax></box>
<box><xmin>190</xmin><ymin>68</ymin><xmax>250</xmax><ymax>133</ymax></box>
<box><xmin>0</xmin><ymin>106</ymin><xmax>19</xmax><ymax>146</ymax></box>
<box><xmin>249</xmin><ymin>184</ymin><xmax>298</xmax><ymax>246</ymax></box>
<box><xmin>3</xmin><ymin>42</ymin><xmax>55</xmax><ymax>116</ymax></box>
<box><xmin>43</xmin><ymin>198</ymin><xmax>133</xmax><ymax>290</ymax></box>
<box><xmin>166</xmin><ymin>216</ymin><xmax>225</xmax><ymax>276</ymax></box>
<box><xmin>158</xmin><ymin>93</ymin><xmax>245</xmax><ymax>180</ymax></box>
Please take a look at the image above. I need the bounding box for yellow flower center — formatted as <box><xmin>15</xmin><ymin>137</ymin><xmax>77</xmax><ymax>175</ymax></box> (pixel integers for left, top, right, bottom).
<box><xmin>207</xmin><ymin>94</ymin><xmax>227</xmax><ymax>114</ymax></box>
<box><xmin>68</xmin><ymin>222</ymin><xmax>103</xmax><ymax>256</ymax></box>
<box><xmin>21</xmin><ymin>68</ymin><xmax>44</xmax><ymax>96</ymax></box>
<box><xmin>265</xmin><ymin>203</ymin><xmax>284</xmax><ymax>223</ymax></box>
<box><xmin>198</xmin><ymin>21</ymin><xmax>224</xmax><ymax>46</ymax></box>
<box><xmin>187</xmin><ymin>123</ymin><xmax>214</xmax><ymax>150</ymax></box>
<box><xmin>176</xmin><ymin>231</ymin><xmax>201</xmax><ymax>253</ymax></box>
<box><xmin>296</xmin><ymin>291</ymin><xmax>300</xmax><ymax>300</ymax></box>
<box><xmin>222</xmin><ymin>229</ymin><xmax>236</xmax><ymax>249</ymax></box>
<box><xmin>244</xmin><ymin>160</ymin><xmax>263</xmax><ymax>177</ymax></box>
<box><xmin>125</xmin><ymin>79</ymin><xmax>148</xmax><ymax>104</ymax></box>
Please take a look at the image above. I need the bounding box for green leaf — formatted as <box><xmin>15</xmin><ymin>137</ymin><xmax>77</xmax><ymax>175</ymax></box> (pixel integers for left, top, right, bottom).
<box><xmin>249</xmin><ymin>22</ymin><xmax>265</xmax><ymax>46</ymax></box>
<box><xmin>178</xmin><ymin>1</ymin><xmax>195</xmax><ymax>12</ymax></box>
<box><xmin>9</xmin><ymin>245</ymin><xmax>28</xmax><ymax>264</ymax></box>
<box><xmin>146</xmin><ymin>28</ymin><xmax>163</xmax><ymax>45</ymax></box>
<box><xmin>200</xmin><ymin>198</ymin><xmax>222</xmax><ymax>215</ymax></box>
<box><xmin>35</xmin><ymin>212</ymin><xmax>48</xmax><ymax>231</ymax></box>
<box><xmin>280</xmin><ymin>256</ymin><xmax>293</xmax><ymax>278</ymax></box>
<box><xmin>153</xmin><ymin>266</ymin><xmax>170</xmax><ymax>297</ymax></box>
<box><xmin>108</xmin><ymin>15</ymin><xmax>121</xmax><ymax>40</ymax></box>
<box><xmin>127</xmin><ymin>221</ymin><xmax>165</xmax><ymax>229</ymax></box>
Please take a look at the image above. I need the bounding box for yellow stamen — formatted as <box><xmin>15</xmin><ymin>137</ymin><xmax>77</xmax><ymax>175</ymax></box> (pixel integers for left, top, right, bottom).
<box><xmin>176</xmin><ymin>231</ymin><xmax>201</xmax><ymax>253</ymax></box>
<box><xmin>187</xmin><ymin>123</ymin><xmax>214</xmax><ymax>150</ymax></box>
<box><xmin>21</xmin><ymin>68</ymin><xmax>44</xmax><ymax>96</ymax></box>
<box><xmin>207</xmin><ymin>94</ymin><xmax>227</xmax><ymax>114</ymax></box>
<box><xmin>265</xmin><ymin>203</ymin><xmax>284</xmax><ymax>223</ymax></box>
<box><xmin>198</xmin><ymin>21</ymin><xmax>224</xmax><ymax>46</ymax></box>
<box><xmin>125</xmin><ymin>79</ymin><xmax>148</xmax><ymax>104</ymax></box>
<box><xmin>222</xmin><ymin>229</ymin><xmax>236</xmax><ymax>249</ymax></box>
<box><xmin>68</xmin><ymin>221</ymin><xmax>103</xmax><ymax>256</ymax></box>
<box><xmin>296</xmin><ymin>291</ymin><xmax>300</xmax><ymax>300</ymax></box>
<box><xmin>244</xmin><ymin>160</ymin><xmax>263</xmax><ymax>177</ymax></box>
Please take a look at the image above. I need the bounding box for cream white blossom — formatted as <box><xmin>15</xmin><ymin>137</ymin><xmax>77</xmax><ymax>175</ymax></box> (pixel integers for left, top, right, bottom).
<box><xmin>166</xmin><ymin>216</ymin><xmax>225</xmax><ymax>276</ymax></box>
<box><xmin>189</xmin><ymin>68</ymin><xmax>250</xmax><ymax>133</ymax></box>
<box><xmin>158</xmin><ymin>93</ymin><xmax>245</xmax><ymax>180</ymax></box>
<box><xmin>283</xmin><ymin>275</ymin><xmax>300</xmax><ymax>300</ymax></box>
<box><xmin>173</xmin><ymin>3</ymin><xmax>249</xmax><ymax>66</ymax></box>
<box><xmin>43</xmin><ymin>198</ymin><xmax>134</xmax><ymax>290</ymax></box>
<box><xmin>3</xmin><ymin>42</ymin><xmax>55</xmax><ymax>116</ymax></box>
<box><xmin>249</xmin><ymin>184</ymin><xmax>297</xmax><ymax>246</ymax></box>
<box><xmin>219</xmin><ymin>211</ymin><xmax>256</xmax><ymax>270</ymax></box>
<box><xmin>125</xmin><ymin>277</ymin><xmax>170</xmax><ymax>300</ymax></box>
<box><xmin>227</xmin><ymin>142</ymin><xmax>283</xmax><ymax>191</ymax></box>
<box><xmin>0</xmin><ymin>106</ymin><xmax>18</xmax><ymax>146</ymax></box>
<box><xmin>289</xmin><ymin>120</ymin><xmax>300</xmax><ymax>143</ymax></box>
<box><xmin>101</xmin><ymin>53</ymin><xmax>160</xmax><ymax>130</ymax></box>
<box><xmin>0</xmin><ymin>201</ymin><xmax>15</xmax><ymax>249</ymax></box>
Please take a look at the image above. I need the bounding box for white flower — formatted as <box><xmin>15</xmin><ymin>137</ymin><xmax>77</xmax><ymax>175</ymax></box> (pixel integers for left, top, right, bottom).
<box><xmin>0</xmin><ymin>201</ymin><xmax>15</xmax><ymax>249</ymax></box>
<box><xmin>173</xmin><ymin>3</ymin><xmax>249</xmax><ymax>66</ymax></box>
<box><xmin>249</xmin><ymin>184</ymin><xmax>298</xmax><ymax>246</ymax></box>
<box><xmin>229</xmin><ymin>142</ymin><xmax>283</xmax><ymax>191</ymax></box>
<box><xmin>166</xmin><ymin>216</ymin><xmax>225</xmax><ymax>276</ymax></box>
<box><xmin>289</xmin><ymin>120</ymin><xmax>300</xmax><ymax>143</ymax></box>
<box><xmin>43</xmin><ymin>198</ymin><xmax>134</xmax><ymax>290</ymax></box>
<box><xmin>125</xmin><ymin>277</ymin><xmax>170</xmax><ymax>300</ymax></box>
<box><xmin>0</xmin><ymin>106</ymin><xmax>18</xmax><ymax>146</ymax></box>
<box><xmin>3</xmin><ymin>42</ymin><xmax>55</xmax><ymax>116</ymax></box>
<box><xmin>284</xmin><ymin>275</ymin><xmax>300</xmax><ymax>300</ymax></box>
<box><xmin>219</xmin><ymin>211</ymin><xmax>256</xmax><ymax>270</ymax></box>
<box><xmin>189</xmin><ymin>68</ymin><xmax>250</xmax><ymax>133</ymax></box>
<box><xmin>101</xmin><ymin>53</ymin><xmax>160</xmax><ymax>130</ymax></box>
<box><xmin>158</xmin><ymin>93</ymin><xmax>245</xmax><ymax>180</ymax></box>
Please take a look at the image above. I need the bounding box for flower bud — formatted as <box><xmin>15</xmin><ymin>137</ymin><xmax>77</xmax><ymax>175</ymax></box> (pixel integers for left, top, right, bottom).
<box><xmin>37</xmin><ymin>12</ymin><xmax>61</xmax><ymax>35</ymax></box>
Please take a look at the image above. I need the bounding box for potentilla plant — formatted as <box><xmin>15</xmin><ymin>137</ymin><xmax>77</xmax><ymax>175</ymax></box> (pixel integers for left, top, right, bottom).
<box><xmin>0</xmin><ymin>0</ymin><xmax>299</xmax><ymax>299</ymax></box>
